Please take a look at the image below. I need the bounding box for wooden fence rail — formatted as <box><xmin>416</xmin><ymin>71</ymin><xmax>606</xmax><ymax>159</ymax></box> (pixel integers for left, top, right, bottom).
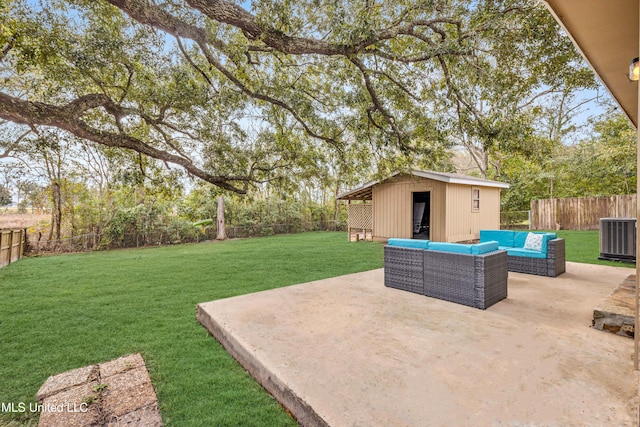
<box><xmin>0</xmin><ymin>229</ymin><xmax>26</xmax><ymax>269</ymax></box>
<box><xmin>530</xmin><ymin>195</ymin><xmax>637</xmax><ymax>230</ymax></box>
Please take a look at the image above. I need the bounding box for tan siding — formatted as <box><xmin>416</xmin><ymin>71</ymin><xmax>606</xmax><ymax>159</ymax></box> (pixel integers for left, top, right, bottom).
<box><xmin>480</xmin><ymin>189</ymin><xmax>501</xmax><ymax>232</ymax></box>
<box><xmin>371</xmin><ymin>174</ymin><xmax>501</xmax><ymax>242</ymax></box>
<box><xmin>430</xmin><ymin>182</ymin><xmax>447</xmax><ymax>242</ymax></box>
<box><xmin>373</xmin><ymin>174</ymin><xmax>447</xmax><ymax>240</ymax></box>
<box><xmin>445</xmin><ymin>184</ymin><xmax>501</xmax><ymax>241</ymax></box>
<box><xmin>445</xmin><ymin>184</ymin><xmax>471</xmax><ymax>241</ymax></box>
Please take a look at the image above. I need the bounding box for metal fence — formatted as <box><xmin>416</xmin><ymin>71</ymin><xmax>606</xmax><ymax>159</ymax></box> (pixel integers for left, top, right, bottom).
<box><xmin>500</xmin><ymin>211</ymin><xmax>530</xmax><ymax>230</ymax></box>
<box><xmin>27</xmin><ymin>221</ymin><xmax>347</xmax><ymax>254</ymax></box>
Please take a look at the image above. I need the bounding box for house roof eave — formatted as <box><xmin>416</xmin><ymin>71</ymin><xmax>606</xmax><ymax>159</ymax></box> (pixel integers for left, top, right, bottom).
<box><xmin>540</xmin><ymin>0</ymin><xmax>638</xmax><ymax>127</ymax></box>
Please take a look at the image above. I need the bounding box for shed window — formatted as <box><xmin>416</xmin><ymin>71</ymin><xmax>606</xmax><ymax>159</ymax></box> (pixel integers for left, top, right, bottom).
<box><xmin>472</xmin><ymin>188</ymin><xmax>480</xmax><ymax>211</ymax></box>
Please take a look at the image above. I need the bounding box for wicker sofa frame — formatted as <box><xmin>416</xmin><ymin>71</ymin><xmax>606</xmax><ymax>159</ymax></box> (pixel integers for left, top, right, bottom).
<box><xmin>506</xmin><ymin>238</ymin><xmax>565</xmax><ymax>277</ymax></box>
<box><xmin>384</xmin><ymin>245</ymin><xmax>508</xmax><ymax>310</ymax></box>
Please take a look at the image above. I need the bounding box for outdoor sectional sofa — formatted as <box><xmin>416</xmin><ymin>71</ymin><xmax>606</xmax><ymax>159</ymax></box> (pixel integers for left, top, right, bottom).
<box><xmin>479</xmin><ymin>230</ymin><xmax>566</xmax><ymax>277</ymax></box>
<box><xmin>384</xmin><ymin>239</ymin><xmax>508</xmax><ymax>310</ymax></box>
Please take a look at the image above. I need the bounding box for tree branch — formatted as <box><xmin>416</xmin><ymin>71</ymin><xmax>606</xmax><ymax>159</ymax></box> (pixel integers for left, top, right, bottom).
<box><xmin>0</xmin><ymin>91</ymin><xmax>251</xmax><ymax>193</ymax></box>
<box><xmin>108</xmin><ymin>0</ymin><xmax>465</xmax><ymax>57</ymax></box>
<box><xmin>437</xmin><ymin>55</ymin><xmax>491</xmax><ymax>135</ymax></box>
<box><xmin>176</xmin><ymin>37</ymin><xmax>216</xmax><ymax>90</ymax></box>
<box><xmin>369</xmin><ymin>68</ymin><xmax>422</xmax><ymax>102</ymax></box>
<box><xmin>350</xmin><ymin>57</ymin><xmax>405</xmax><ymax>148</ymax></box>
<box><xmin>0</xmin><ymin>35</ymin><xmax>16</xmax><ymax>62</ymax></box>
<box><xmin>104</xmin><ymin>0</ymin><xmax>344</xmax><ymax>151</ymax></box>
<box><xmin>0</xmin><ymin>129</ymin><xmax>31</xmax><ymax>159</ymax></box>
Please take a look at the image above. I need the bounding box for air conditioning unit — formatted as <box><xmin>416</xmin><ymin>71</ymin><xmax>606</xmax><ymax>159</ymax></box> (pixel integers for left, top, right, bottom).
<box><xmin>599</xmin><ymin>218</ymin><xmax>636</xmax><ymax>263</ymax></box>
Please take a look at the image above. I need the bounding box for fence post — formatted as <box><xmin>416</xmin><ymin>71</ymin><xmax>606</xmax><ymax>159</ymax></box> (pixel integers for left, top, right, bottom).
<box><xmin>0</xmin><ymin>230</ymin><xmax>5</xmax><ymax>267</ymax></box>
<box><xmin>7</xmin><ymin>228</ymin><xmax>12</xmax><ymax>266</ymax></box>
<box><xmin>578</xmin><ymin>198</ymin><xmax>582</xmax><ymax>231</ymax></box>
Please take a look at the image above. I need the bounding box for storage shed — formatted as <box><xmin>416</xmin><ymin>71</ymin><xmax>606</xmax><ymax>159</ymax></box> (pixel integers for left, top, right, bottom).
<box><xmin>338</xmin><ymin>170</ymin><xmax>509</xmax><ymax>243</ymax></box>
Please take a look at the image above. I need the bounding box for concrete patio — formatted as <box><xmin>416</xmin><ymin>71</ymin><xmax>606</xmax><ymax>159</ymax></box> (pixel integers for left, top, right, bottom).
<box><xmin>197</xmin><ymin>262</ymin><xmax>640</xmax><ymax>426</ymax></box>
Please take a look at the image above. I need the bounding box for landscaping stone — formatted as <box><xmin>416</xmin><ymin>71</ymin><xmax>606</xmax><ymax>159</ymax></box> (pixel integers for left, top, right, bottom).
<box><xmin>106</xmin><ymin>405</ymin><xmax>163</xmax><ymax>427</ymax></box>
<box><xmin>36</xmin><ymin>353</ymin><xmax>162</xmax><ymax>427</ymax></box>
<box><xmin>99</xmin><ymin>354</ymin><xmax>145</xmax><ymax>379</ymax></box>
<box><xmin>102</xmin><ymin>381</ymin><xmax>158</xmax><ymax>418</ymax></box>
<box><xmin>36</xmin><ymin>365</ymin><xmax>98</xmax><ymax>401</ymax></box>
<box><xmin>592</xmin><ymin>274</ymin><xmax>635</xmax><ymax>338</ymax></box>
<box><xmin>38</xmin><ymin>383</ymin><xmax>101</xmax><ymax>427</ymax></box>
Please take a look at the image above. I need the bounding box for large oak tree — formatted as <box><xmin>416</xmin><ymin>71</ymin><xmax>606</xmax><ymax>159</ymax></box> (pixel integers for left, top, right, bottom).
<box><xmin>0</xmin><ymin>0</ymin><xmax>595</xmax><ymax>191</ymax></box>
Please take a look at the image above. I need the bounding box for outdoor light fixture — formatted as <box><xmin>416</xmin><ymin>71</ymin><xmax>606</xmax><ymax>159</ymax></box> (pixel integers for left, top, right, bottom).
<box><xmin>630</xmin><ymin>57</ymin><xmax>639</xmax><ymax>81</ymax></box>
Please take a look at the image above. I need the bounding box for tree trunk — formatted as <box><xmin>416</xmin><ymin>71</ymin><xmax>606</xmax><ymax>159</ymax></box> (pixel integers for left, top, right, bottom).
<box><xmin>47</xmin><ymin>204</ymin><xmax>54</xmax><ymax>242</ymax></box>
<box><xmin>333</xmin><ymin>177</ymin><xmax>341</xmax><ymax>221</ymax></box>
<box><xmin>47</xmin><ymin>181</ymin><xmax>62</xmax><ymax>242</ymax></box>
<box><xmin>54</xmin><ymin>181</ymin><xmax>62</xmax><ymax>242</ymax></box>
<box><xmin>216</xmin><ymin>195</ymin><xmax>227</xmax><ymax>240</ymax></box>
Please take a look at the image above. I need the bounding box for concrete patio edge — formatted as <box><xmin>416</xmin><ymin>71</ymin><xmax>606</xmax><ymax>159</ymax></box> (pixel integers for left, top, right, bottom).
<box><xmin>196</xmin><ymin>303</ymin><xmax>328</xmax><ymax>427</ymax></box>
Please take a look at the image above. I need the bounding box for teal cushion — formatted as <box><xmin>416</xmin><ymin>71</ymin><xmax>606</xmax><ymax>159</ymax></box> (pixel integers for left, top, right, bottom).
<box><xmin>428</xmin><ymin>242</ymin><xmax>472</xmax><ymax>254</ymax></box>
<box><xmin>513</xmin><ymin>232</ymin><xmax>529</xmax><ymax>248</ymax></box>
<box><xmin>387</xmin><ymin>238</ymin><xmax>429</xmax><ymax>249</ymax></box>
<box><xmin>480</xmin><ymin>230</ymin><xmax>515</xmax><ymax>248</ymax></box>
<box><xmin>539</xmin><ymin>233</ymin><xmax>557</xmax><ymax>254</ymax></box>
<box><xmin>470</xmin><ymin>241</ymin><xmax>499</xmax><ymax>254</ymax></box>
<box><xmin>507</xmin><ymin>247</ymin><xmax>547</xmax><ymax>259</ymax></box>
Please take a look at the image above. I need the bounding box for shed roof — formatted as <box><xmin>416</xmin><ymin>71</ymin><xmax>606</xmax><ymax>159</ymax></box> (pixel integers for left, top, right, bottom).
<box><xmin>337</xmin><ymin>170</ymin><xmax>509</xmax><ymax>201</ymax></box>
<box><xmin>540</xmin><ymin>1</ymin><xmax>638</xmax><ymax>126</ymax></box>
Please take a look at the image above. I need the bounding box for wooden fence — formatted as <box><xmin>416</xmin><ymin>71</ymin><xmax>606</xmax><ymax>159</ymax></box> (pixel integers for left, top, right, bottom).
<box><xmin>0</xmin><ymin>229</ymin><xmax>26</xmax><ymax>269</ymax></box>
<box><xmin>530</xmin><ymin>195</ymin><xmax>637</xmax><ymax>230</ymax></box>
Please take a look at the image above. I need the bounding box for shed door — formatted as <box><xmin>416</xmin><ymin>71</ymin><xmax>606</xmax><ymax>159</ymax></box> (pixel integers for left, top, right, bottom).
<box><xmin>412</xmin><ymin>192</ymin><xmax>431</xmax><ymax>240</ymax></box>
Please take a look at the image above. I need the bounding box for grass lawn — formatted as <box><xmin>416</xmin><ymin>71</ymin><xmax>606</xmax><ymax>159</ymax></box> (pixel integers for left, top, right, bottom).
<box><xmin>553</xmin><ymin>230</ymin><xmax>635</xmax><ymax>268</ymax></box>
<box><xmin>0</xmin><ymin>229</ymin><xmax>632</xmax><ymax>426</ymax></box>
<box><xmin>0</xmin><ymin>232</ymin><xmax>383</xmax><ymax>426</ymax></box>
